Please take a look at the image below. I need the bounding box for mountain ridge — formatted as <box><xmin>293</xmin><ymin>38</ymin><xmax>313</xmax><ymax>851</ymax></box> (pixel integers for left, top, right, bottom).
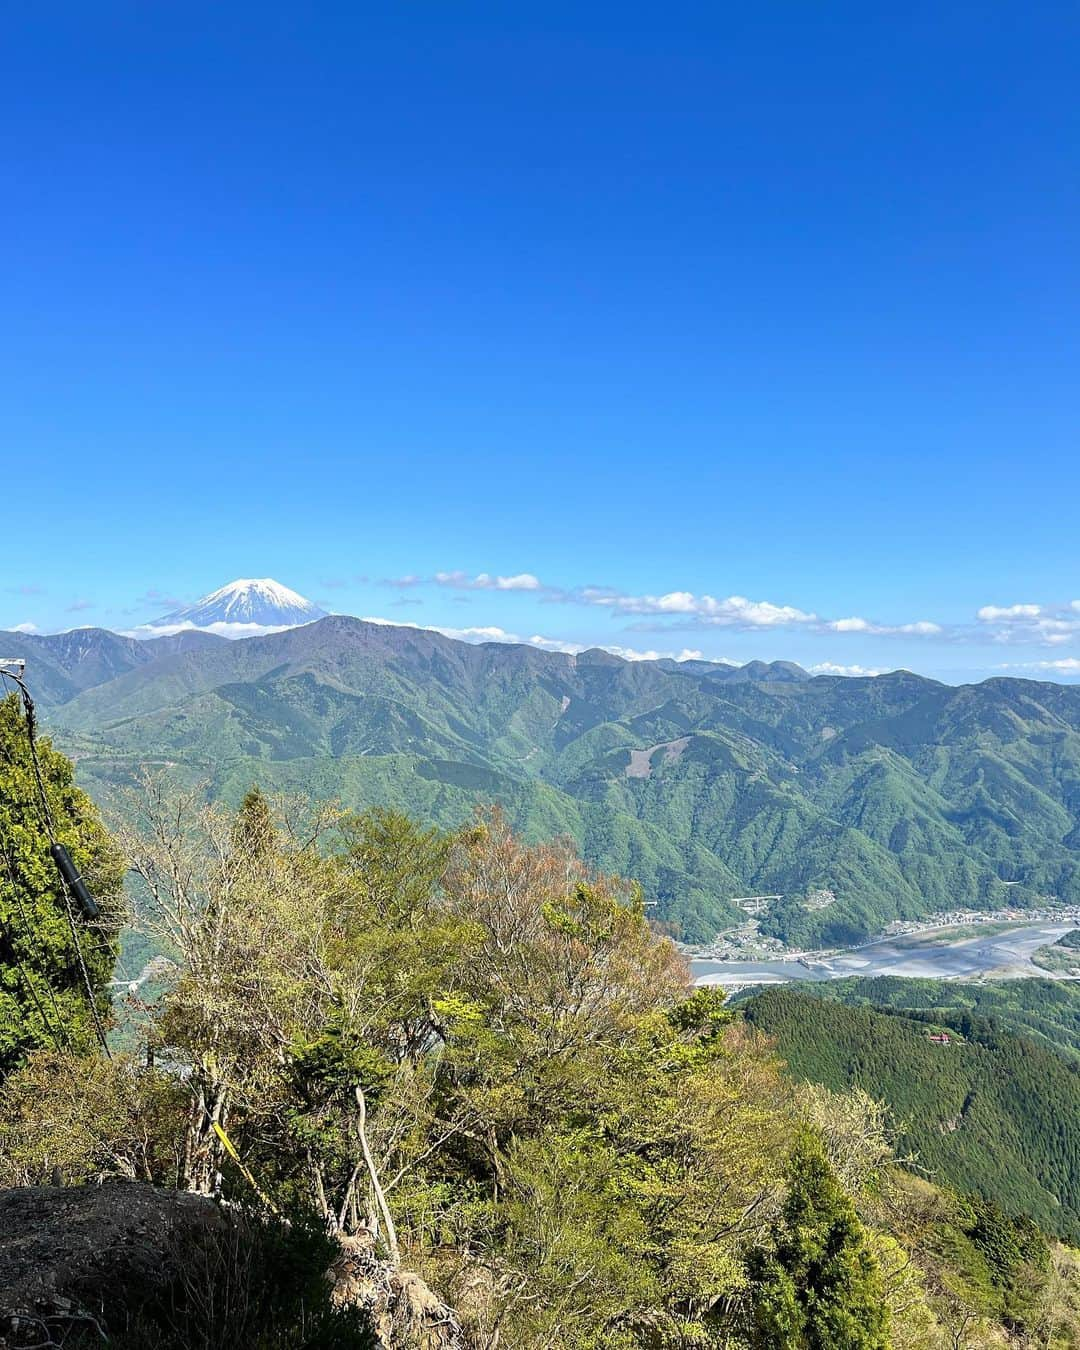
<box><xmin>3</xmin><ymin>615</ymin><xmax>1080</xmax><ymax>943</ymax></box>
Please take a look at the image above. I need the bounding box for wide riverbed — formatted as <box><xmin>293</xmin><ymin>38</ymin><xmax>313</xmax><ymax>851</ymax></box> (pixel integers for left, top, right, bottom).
<box><xmin>690</xmin><ymin>922</ymin><xmax>1076</xmax><ymax>986</ymax></box>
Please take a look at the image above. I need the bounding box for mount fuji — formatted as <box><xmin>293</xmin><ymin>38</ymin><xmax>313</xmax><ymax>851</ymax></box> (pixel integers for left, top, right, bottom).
<box><xmin>144</xmin><ymin>578</ymin><xmax>327</xmax><ymax>637</ymax></box>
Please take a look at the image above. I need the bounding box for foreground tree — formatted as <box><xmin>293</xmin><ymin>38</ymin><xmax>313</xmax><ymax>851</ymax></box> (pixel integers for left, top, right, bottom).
<box><xmin>0</xmin><ymin>694</ymin><xmax>124</xmax><ymax>1075</ymax></box>
<box><xmin>121</xmin><ymin>778</ymin><xmax>347</xmax><ymax>1194</ymax></box>
<box><xmin>748</xmin><ymin>1131</ymin><xmax>890</xmax><ymax>1349</ymax></box>
<box><xmin>117</xmin><ymin>789</ymin><xmax>802</xmax><ymax>1345</ymax></box>
<box><xmin>0</xmin><ymin>1048</ymin><xmax>186</xmax><ymax>1187</ymax></box>
<box><xmin>8</xmin><ymin>777</ymin><xmax>1079</xmax><ymax>1348</ymax></box>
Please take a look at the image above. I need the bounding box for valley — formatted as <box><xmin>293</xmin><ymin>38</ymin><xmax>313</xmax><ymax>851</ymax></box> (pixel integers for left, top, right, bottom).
<box><xmin>5</xmin><ymin>612</ymin><xmax>1080</xmax><ymax>948</ymax></box>
<box><xmin>7</xmin><ymin>590</ymin><xmax>1080</xmax><ymax>1347</ymax></box>
<box><xmin>691</xmin><ymin>918</ymin><xmax>1080</xmax><ymax>987</ymax></box>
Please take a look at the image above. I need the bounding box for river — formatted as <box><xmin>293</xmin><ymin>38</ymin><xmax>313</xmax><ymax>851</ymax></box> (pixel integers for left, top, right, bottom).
<box><xmin>690</xmin><ymin>922</ymin><xmax>1076</xmax><ymax>986</ymax></box>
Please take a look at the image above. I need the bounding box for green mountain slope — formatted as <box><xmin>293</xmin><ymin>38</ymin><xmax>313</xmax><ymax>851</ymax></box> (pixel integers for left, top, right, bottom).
<box><xmin>6</xmin><ymin>617</ymin><xmax>1080</xmax><ymax>942</ymax></box>
<box><xmin>765</xmin><ymin>975</ymin><xmax>1080</xmax><ymax>1063</ymax></box>
<box><xmin>744</xmin><ymin>985</ymin><xmax>1080</xmax><ymax>1242</ymax></box>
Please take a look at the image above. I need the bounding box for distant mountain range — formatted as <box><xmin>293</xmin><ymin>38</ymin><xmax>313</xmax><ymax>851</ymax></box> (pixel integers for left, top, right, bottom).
<box><xmin>3</xmin><ymin>612</ymin><xmax>1080</xmax><ymax>943</ymax></box>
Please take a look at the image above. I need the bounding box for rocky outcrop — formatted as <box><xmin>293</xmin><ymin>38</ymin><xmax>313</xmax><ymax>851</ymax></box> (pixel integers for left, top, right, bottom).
<box><xmin>330</xmin><ymin>1233</ymin><xmax>467</xmax><ymax>1350</ymax></box>
<box><xmin>0</xmin><ymin>1179</ymin><xmax>225</xmax><ymax>1346</ymax></box>
<box><xmin>0</xmin><ymin>1181</ymin><xmax>466</xmax><ymax>1350</ymax></box>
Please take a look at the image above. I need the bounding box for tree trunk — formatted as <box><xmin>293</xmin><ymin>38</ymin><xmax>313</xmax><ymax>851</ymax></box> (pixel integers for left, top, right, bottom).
<box><xmin>355</xmin><ymin>1084</ymin><xmax>400</xmax><ymax>1266</ymax></box>
<box><xmin>182</xmin><ymin>1075</ymin><xmax>227</xmax><ymax>1195</ymax></box>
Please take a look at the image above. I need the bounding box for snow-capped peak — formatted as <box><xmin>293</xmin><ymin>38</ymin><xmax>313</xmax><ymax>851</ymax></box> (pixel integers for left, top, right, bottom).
<box><xmin>145</xmin><ymin>578</ymin><xmax>328</xmax><ymax>636</ymax></box>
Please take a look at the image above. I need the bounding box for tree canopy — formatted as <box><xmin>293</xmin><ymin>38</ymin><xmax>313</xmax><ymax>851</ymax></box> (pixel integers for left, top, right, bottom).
<box><xmin>4</xmin><ymin>781</ymin><xmax>1080</xmax><ymax>1347</ymax></box>
<box><xmin>748</xmin><ymin>1131</ymin><xmax>889</xmax><ymax>1349</ymax></box>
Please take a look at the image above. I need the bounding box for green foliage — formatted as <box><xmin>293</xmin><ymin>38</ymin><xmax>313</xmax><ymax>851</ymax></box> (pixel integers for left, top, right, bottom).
<box><xmin>891</xmin><ymin>1185</ymin><xmax>1059</xmax><ymax>1337</ymax></box>
<box><xmin>232</xmin><ymin>785</ymin><xmax>278</xmax><ymax>859</ymax></box>
<box><xmin>338</xmin><ymin>805</ymin><xmax>452</xmax><ymax>922</ymax></box>
<box><xmin>966</xmin><ymin>1195</ymin><xmax>1048</xmax><ymax>1289</ymax></box>
<box><xmin>748</xmin><ymin>1132</ymin><xmax>889</xmax><ymax>1349</ymax></box>
<box><xmin>0</xmin><ymin>694</ymin><xmax>125</xmax><ymax>1075</ymax></box>
<box><xmin>105</xmin><ymin>793</ymin><xmax>802</xmax><ymax>1345</ymax></box>
<box><xmin>771</xmin><ymin>974</ymin><xmax>1080</xmax><ymax>1063</ymax></box>
<box><xmin>2</xmin><ymin>788</ymin><xmax>1080</xmax><ymax>1344</ymax></box>
<box><xmin>0</xmin><ymin>1050</ymin><xmax>187</xmax><ymax>1187</ymax></box>
<box><xmin>30</xmin><ymin>622</ymin><xmax>1080</xmax><ymax>942</ymax></box>
<box><xmin>5</xmin><ymin>789</ymin><xmax>1080</xmax><ymax>1347</ymax></box>
<box><xmin>1034</xmin><ymin>929</ymin><xmax>1080</xmax><ymax>975</ymax></box>
<box><xmin>745</xmin><ymin>985</ymin><xmax>1080</xmax><ymax>1243</ymax></box>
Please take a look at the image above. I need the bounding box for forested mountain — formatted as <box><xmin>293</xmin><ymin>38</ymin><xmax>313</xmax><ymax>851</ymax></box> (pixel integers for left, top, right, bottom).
<box><xmin>4</xmin><ymin>754</ymin><xmax>1077</xmax><ymax>1349</ymax></box>
<box><xmin>745</xmin><ymin>986</ymin><xmax>1080</xmax><ymax>1243</ymax></box>
<box><xmin>761</xmin><ymin>975</ymin><xmax>1080</xmax><ymax>1063</ymax></box>
<box><xmin>5</xmin><ymin>616</ymin><xmax>1080</xmax><ymax>942</ymax></box>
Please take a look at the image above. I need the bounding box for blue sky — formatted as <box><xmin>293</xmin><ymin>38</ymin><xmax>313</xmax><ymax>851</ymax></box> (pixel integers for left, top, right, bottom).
<box><xmin>2</xmin><ymin>2</ymin><xmax>1078</xmax><ymax>681</ymax></box>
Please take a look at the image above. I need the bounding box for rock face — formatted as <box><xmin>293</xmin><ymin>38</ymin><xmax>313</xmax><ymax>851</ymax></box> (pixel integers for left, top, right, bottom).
<box><xmin>0</xmin><ymin>1179</ymin><xmax>224</xmax><ymax>1343</ymax></box>
<box><xmin>329</xmin><ymin>1234</ymin><xmax>467</xmax><ymax>1350</ymax></box>
<box><xmin>0</xmin><ymin>1181</ymin><xmax>465</xmax><ymax>1350</ymax></box>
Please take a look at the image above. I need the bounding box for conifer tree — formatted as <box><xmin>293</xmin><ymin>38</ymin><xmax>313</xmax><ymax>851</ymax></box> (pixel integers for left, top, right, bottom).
<box><xmin>749</xmin><ymin>1130</ymin><xmax>890</xmax><ymax>1349</ymax></box>
<box><xmin>231</xmin><ymin>785</ymin><xmax>277</xmax><ymax>862</ymax></box>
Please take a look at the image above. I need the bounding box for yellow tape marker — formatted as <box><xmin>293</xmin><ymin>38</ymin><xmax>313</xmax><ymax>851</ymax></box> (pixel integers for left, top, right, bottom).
<box><xmin>212</xmin><ymin>1120</ymin><xmax>279</xmax><ymax>1214</ymax></box>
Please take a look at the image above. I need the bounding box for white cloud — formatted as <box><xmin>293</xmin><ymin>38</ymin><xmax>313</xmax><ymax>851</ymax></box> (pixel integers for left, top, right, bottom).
<box><xmin>363</xmin><ymin>617</ymin><xmax>555</xmax><ymax>647</ymax></box>
<box><xmin>8</xmin><ymin>622</ymin><xmax>38</xmax><ymax>634</ymax></box>
<box><xmin>419</xmin><ymin>567</ymin><xmax>952</xmax><ymax>639</ymax></box>
<box><xmin>810</xmin><ymin>662</ymin><xmax>889</xmax><ymax>677</ymax></box>
<box><xmin>526</xmin><ymin>634</ymin><xmax>587</xmax><ymax>652</ymax></box>
<box><xmin>603</xmin><ymin>646</ymin><xmax>706</xmax><ymax>662</ymax></box>
<box><xmin>998</xmin><ymin>657</ymin><xmax>1080</xmax><ymax>675</ymax></box>
<box><xmin>977</xmin><ymin>600</ymin><xmax>1080</xmax><ymax>646</ymax></box>
<box><xmin>596</xmin><ymin>591</ymin><xmax>817</xmax><ymax>627</ymax></box>
<box><xmin>434</xmin><ymin>571</ymin><xmax>542</xmax><ymax>592</ymax></box>
<box><xmin>579</xmin><ymin>587</ymin><xmax>944</xmax><ymax>638</ymax></box>
<box><xmin>124</xmin><ymin>620</ymin><xmax>302</xmax><ymax>640</ymax></box>
<box><xmin>433</xmin><ymin>625</ymin><xmax>706</xmax><ymax>662</ymax></box>
<box><xmin>435</xmin><ymin>624</ymin><xmax>528</xmax><ymax>643</ymax></box>
<box><xmin>359</xmin><ymin>617</ymin><xmax>707</xmax><ymax>663</ymax></box>
<box><xmin>977</xmin><ymin>603</ymin><xmax>1042</xmax><ymax>622</ymax></box>
<box><xmin>825</xmin><ymin>617</ymin><xmax>940</xmax><ymax>637</ymax></box>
